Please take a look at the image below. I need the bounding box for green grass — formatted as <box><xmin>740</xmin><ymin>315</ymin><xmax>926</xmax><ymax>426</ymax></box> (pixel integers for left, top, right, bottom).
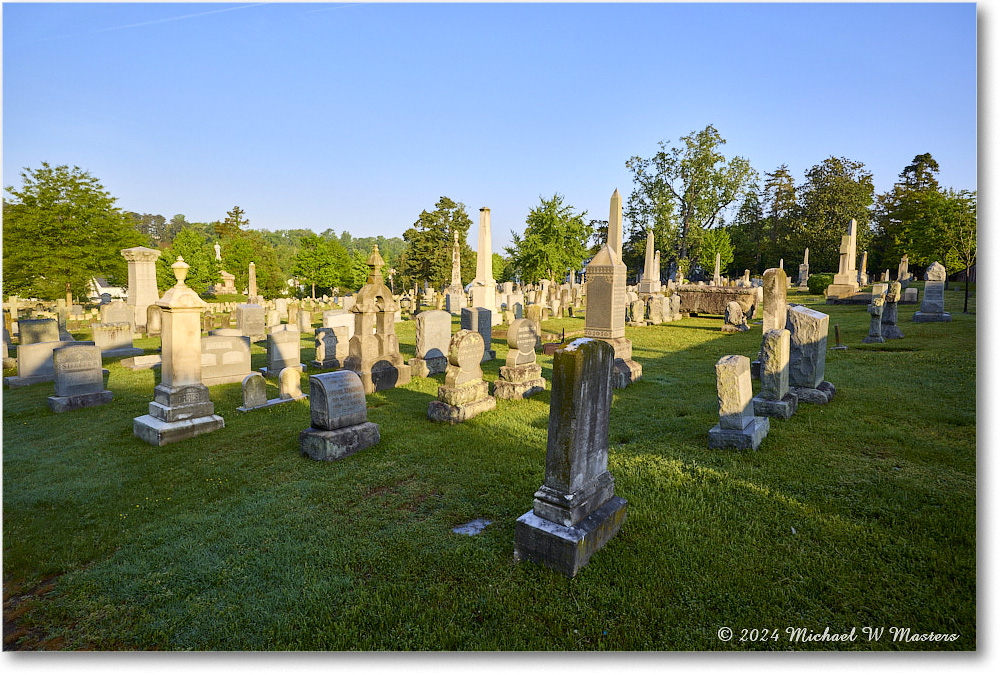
<box><xmin>2</xmin><ymin>287</ymin><xmax>976</xmax><ymax>650</ymax></box>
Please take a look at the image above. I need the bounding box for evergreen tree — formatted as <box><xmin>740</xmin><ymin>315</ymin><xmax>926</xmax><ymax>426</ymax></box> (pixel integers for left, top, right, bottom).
<box><xmin>397</xmin><ymin>197</ymin><xmax>474</xmax><ymax>289</ymax></box>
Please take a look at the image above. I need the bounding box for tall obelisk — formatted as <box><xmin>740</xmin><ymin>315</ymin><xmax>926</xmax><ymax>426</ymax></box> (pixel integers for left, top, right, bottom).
<box><xmin>471</xmin><ymin>207</ymin><xmax>499</xmax><ymax>325</ymax></box>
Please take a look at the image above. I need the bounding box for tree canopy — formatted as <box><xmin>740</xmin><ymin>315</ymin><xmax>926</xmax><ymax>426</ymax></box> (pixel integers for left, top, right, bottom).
<box><xmin>396</xmin><ymin>197</ymin><xmax>475</xmax><ymax>290</ymax></box>
<box><xmin>505</xmin><ymin>194</ymin><xmax>591</xmax><ymax>284</ymax></box>
<box><xmin>3</xmin><ymin>162</ymin><xmax>144</xmax><ymax>301</ymax></box>
<box><xmin>291</xmin><ymin>234</ymin><xmax>351</xmax><ymax>298</ymax></box>
<box><xmin>155</xmin><ymin>227</ymin><xmax>220</xmax><ymax>295</ymax></box>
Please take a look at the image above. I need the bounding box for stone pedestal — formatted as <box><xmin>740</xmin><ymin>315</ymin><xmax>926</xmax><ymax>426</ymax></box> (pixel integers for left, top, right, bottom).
<box><xmin>300</xmin><ymin>370</ymin><xmax>380</xmax><ymax>461</ymax></box>
<box><xmin>752</xmin><ymin>328</ymin><xmax>797</xmax><ymax>419</ymax></box>
<box><xmin>514</xmin><ymin>338</ymin><xmax>626</xmax><ymax>577</ymax></box>
<box><xmin>408</xmin><ymin>310</ymin><xmax>451</xmax><ymax>377</ymax></box>
<box><xmin>708</xmin><ymin>354</ymin><xmax>770</xmax><ymax>450</ymax></box>
<box><xmin>494</xmin><ymin>363</ymin><xmax>546</xmax><ymax>400</ymax></box>
<box><xmin>427</xmin><ymin>330</ymin><xmax>496</xmax><ymax>423</ymax></box>
<box><xmin>913</xmin><ymin>266</ymin><xmax>951</xmax><ymax>322</ymax></box>
<box><xmin>786</xmin><ymin>305</ymin><xmax>834</xmax><ymax>404</ymax></box>
<box><xmin>121</xmin><ymin>246</ymin><xmax>162</xmax><ymax>332</ymax></box>
<box><xmin>47</xmin><ymin>344</ymin><xmax>112</xmax><ymax>413</ymax></box>
<box><xmin>862</xmin><ymin>298</ymin><xmax>886</xmax><ymax>343</ymax></box>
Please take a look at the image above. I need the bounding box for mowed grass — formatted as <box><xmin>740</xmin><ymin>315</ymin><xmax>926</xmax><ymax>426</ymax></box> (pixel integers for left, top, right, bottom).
<box><xmin>2</xmin><ymin>286</ymin><xmax>976</xmax><ymax>650</ymax></box>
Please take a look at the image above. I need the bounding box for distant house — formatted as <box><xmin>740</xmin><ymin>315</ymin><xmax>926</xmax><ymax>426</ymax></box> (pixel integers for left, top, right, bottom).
<box><xmin>89</xmin><ymin>277</ymin><xmax>127</xmax><ymax>302</ymax></box>
<box><xmin>953</xmin><ymin>264</ymin><xmax>976</xmax><ymax>283</ymax></box>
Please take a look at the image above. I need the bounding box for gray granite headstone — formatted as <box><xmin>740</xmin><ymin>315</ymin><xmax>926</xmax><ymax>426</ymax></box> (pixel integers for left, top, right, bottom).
<box><xmin>300</xmin><ymin>370</ymin><xmax>379</xmax><ymax>461</ymax></box>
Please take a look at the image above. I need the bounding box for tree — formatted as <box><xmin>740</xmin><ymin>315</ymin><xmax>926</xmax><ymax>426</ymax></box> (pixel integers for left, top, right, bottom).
<box><xmin>697</xmin><ymin>227</ymin><xmax>735</xmax><ymax>277</ymax></box>
<box><xmin>3</xmin><ymin>162</ymin><xmax>144</xmax><ymax>301</ymax></box>
<box><xmin>729</xmin><ymin>188</ymin><xmax>765</xmax><ymax>274</ymax></box>
<box><xmin>871</xmin><ymin>153</ymin><xmax>944</xmax><ymax>273</ymax></box>
<box><xmin>215</xmin><ymin>205</ymin><xmax>249</xmax><ymax>239</ymax></box>
<box><xmin>397</xmin><ymin>197</ymin><xmax>475</xmax><ymax>290</ymax></box>
<box><xmin>625</xmin><ymin>125</ymin><xmax>756</xmax><ymax>265</ymax></box>
<box><xmin>943</xmin><ymin>190</ymin><xmax>977</xmax><ymax>313</ymax></box>
<box><xmin>291</xmin><ymin>234</ymin><xmax>350</xmax><ymax>298</ymax></box>
<box><xmin>348</xmin><ymin>249</ymin><xmax>371</xmax><ymax>290</ymax></box>
<box><xmin>505</xmin><ymin>194</ymin><xmax>592</xmax><ymax>284</ymax></box>
<box><xmin>796</xmin><ymin>157</ymin><xmax>875</xmax><ymax>273</ymax></box>
<box><xmin>760</xmin><ymin>165</ymin><xmax>798</xmax><ymax>267</ymax></box>
<box><xmin>155</xmin><ymin>227</ymin><xmax>220</xmax><ymax>295</ymax></box>
<box><xmin>127</xmin><ymin>212</ymin><xmax>167</xmax><ymax>244</ymax></box>
<box><xmin>222</xmin><ymin>229</ymin><xmax>285</xmax><ymax>298</ymax></box>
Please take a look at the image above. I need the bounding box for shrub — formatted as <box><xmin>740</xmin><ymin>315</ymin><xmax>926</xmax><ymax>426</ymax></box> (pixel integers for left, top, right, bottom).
<box><xmin>807</xmin><ymin>273</ymin><xmax>835</xmax><ymax>295</ymax></box>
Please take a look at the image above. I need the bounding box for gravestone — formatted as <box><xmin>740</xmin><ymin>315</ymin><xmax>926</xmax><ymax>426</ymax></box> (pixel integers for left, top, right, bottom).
<box><xmin>323</xmin><ymin>309</ymin><xmax>356</xmax><ymax>339</ymax></box>
<box><xmin>514</xmin><ymin>338</ymin><xmax>627</xmax><ymax>578</ymax></box>
<box><xmin>709</xmin><ymin>355</ymin><xmax>770</xmax><ymax>449</ymax></box>
<box><xmin>121</xmin><ymin>246</ymin><xmax>161</xmax><ymax>331</ymax></box>
<box><xmin>313</xmin><ymin>326</ymin><xmax>349</xmax><ymax>369</ymax></box>
<box><xmin>871</xmin><ymin>282</ymin><xmax>888</xmax><ymax>298</ymax></box>
<box><xmin>261</xmin><ymin>327</ymin><xmax>303</xmax><ymax>377</ymax></box>
<box><xmin>826</xmin><ymin>219</ymin><xmax>860</xmax><ymax>299</ymax></box>
<box><xmin>409</xmin><ymin>309</ymin><xmax>451</xmax><ymax>377</ymax></box>
<box><xmin>297</xmin><ymin>310</ymin><xmax>312</xmax><ymax>332</ymax></box>
<box><xmin>898</xmin><ymin>254</ymin><xmax>912</xmax><ymax>285</ymax></box>
<box><xmin>427</xmin><ymin>330</ymin><xmax>497</xmax><ymax>424</ymax></box>
<box><xmin>91</xmin><ymin>322</ymin><xmax>144</xmax><ymax>358</ymax></box>
<box><xmin>300</xmin><ymin>370</ymin><xmax>380</xmax><ymax>461</ymax></box>
<box><xmin>752</xmin><ymin>329</ymin><xmax>798</xmax><ymax>419</ymax></box>
<box><xmin>721</xmin><ymin>301</ymin><xmax>749</xmax><ymax>333</ymax></box>
<box><xmin>882</xmin><ymin>282</ymin><xmax>904</xmax><ymax>340</ymax></box>
<box><xmin>134</xmin><ymin>257</ymin><xmax>224</xmax><ymax>445</ymax></box>
<box><xmin>201</xmin><ymin>333</ymin><xmax>253</xmax><ymax>386</ymax></box>
<box><xmin>236</xmin><ymin>303</ymin><xmax>266</xmax><ymax>341</ymax></box>
<box><xmin>47</xmin><ymin>343</ymin><xmax>112</xmax><ymax>412</ymax></box>
<box><xmin>762</xmin><ymin>268</ymin><xmax>788</xmax><ymax>333</ymax></box>
<box><xmin>461</xmin><ymin>307</ymin><xmax>496</xmax><ymax>362</ymax></box>
<box><xmin>786</xmin><ymin>305</ymin><xmax>836</xmax><ymax>404</ymax></box>
<box><xmin>637</xmin><ymin>229</ymin><xmax>660</xmax><ymax>295</ymax></box>
<box><xmin>798</xmin><ymin>248</ymin><xmax>810</xmax><ymax>289</ymax></box>
<box><xmin>279</xmin><ymin>367</ymin><xmax>306</xmax><ymax>401</ymax></box>
<box><xmin>862</xmin><ymin>295</ymin><xmax>886</xmax><ymax>344</ymax></box>
<box><xmin>146</xmin><ymin>304</ymin><xmax>162</xmax><ymax>337</ymax></box>
<box><xmin>4</xmin><ymin>340</ymin><xmax>76</xmax><ymax>387</ymax></box>
<box><xmin>18</xmin><ymin>318</ymin><xmax>60</xmax><ymax>345</ymax></box>
<box><xmin>494</xmin><ymin>318</ymin><xmax>545</xmax><ymax>399</ymax></box>
<box><xmin>100</xmin><ymin>300</ymin><xmax>134</xmax><ymax>331</ymax></box>
<box><xmin>912</xmin><ymin>261</ymin><xmax>952</xmax><ymax>322</ymax></box>
<box><xmin>470</xmin><ymin>208</ymin><xmax>500</xmax><ymax>325</ymax></box>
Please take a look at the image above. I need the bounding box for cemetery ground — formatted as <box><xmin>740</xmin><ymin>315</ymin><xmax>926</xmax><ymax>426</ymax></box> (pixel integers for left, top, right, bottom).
<box><xmin>2</xmin><ymin>285</ymin><xmax>975</xmax><ymax>650</ymax></box>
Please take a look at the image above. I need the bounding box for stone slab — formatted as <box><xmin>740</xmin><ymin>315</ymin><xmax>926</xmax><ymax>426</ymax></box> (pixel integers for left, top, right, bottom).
<box><xmin>708</xmin><ymin>416</ymin><xmax>770</xmax><ymax>450</ymax></box>
<box><xmin>47</xmin><ymin>390</ymin><xmax>113</xmax><ymax>413</ymax></box>
<box><xmin>514</xmin><ymin>495</ymin><xmax>627</xmax><ymax>578</ymax></box>
<box><xmin>912</xmin><ymin>311</ymin><xmax>952</xmax><ymax>323</ymax></box>
<box><xmin>121</xmin><ymin>354</ymin><xmax>163</xmax><ymax>370</ymax></box>
<box><xmin>427</xmin><ymin>392</ymin><xmax>496</xmax><ymax>424</ymax></box>
<box><xmin>300</xmin><ymin>422</ymin><xmax>381</xmax><ymax>461</ymax></box>
<box><xmin>133</xmin><ymin>413</ymin><xmax>225</xmax><ymax>446</ymax></box>
<box><xmin>752</xmin><ymin>392</ymin><xmax>798</xmax><ymax>420</ymax></box>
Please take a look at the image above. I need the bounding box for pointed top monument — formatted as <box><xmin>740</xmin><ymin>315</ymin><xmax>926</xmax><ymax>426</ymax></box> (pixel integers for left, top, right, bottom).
<box><xmin>608</xmin><ymin>189</ymin><xmax>623</xmax><ymax>262</ymax></box>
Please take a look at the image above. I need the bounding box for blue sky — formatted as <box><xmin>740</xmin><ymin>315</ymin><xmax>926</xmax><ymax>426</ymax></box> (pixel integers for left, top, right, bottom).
<box><xmin>2</xmin><ymin>2</ymin><xmax>978</xmax><ymax>252</ymax></box>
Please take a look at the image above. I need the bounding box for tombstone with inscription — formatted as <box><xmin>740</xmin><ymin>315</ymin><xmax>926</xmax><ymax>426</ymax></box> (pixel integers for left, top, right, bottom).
<box><xmin>201</xmin><ymin>332</ymin><xmax>253</xmax><ymax>386</ymax></box>
<box><xmin>261</xmin><ymin>326</ymin><xmax>304</xmax><ymax>377</ymax></box>
<box><xmin>237</xmin><ymin>372</ymin><xmax>268</xmax><ymax>411</ymax></box>
<box><xmin>47</xmin><ymin>343</ymin><xmax>112</xmax><ymax>412</ymax></box>
<box><xmin>709</xmin><ymin>355</ymin><xmax>770</xmax><ymax>450</ymax></box>
<box><xmin>91</xmin><ymin>322</ymin><xmax>144</xmax><ymax>358</ymax></box>
<box><xmin>100</xmin><ymin>300</ymin><xmax>135</xmax><ymax>331</ymax></box>
<box><xmin>751</xmin><ymin>329</ymin><xmax>798</xmax><ymax>419</ymax></box>
<box><xmin>786</xmin><ymin>305</ymin><xmax>836</xmax><ymax>405</ymax></box>
<box><xmin>409</xmin><ymin>309</ymin><xmax>452</xmax><ymax>377</ymax></box>
<box><xmin>514</xmin><ymin>338</ymin><xmax>627</xmax><ymax>578</ymax></box>
<box><xmin>300</xmin><ymin>370</ymin><xmax>380</xmax><ymax>461</ymax></box>
<box><xmin>313</xmin><ymin>326</ymin><xmax>349</xmax><ymax>370</ymax></box>
<box><xmin>461</xmin><ymin>307</ymin><xmax>496</xmax><ymax>362</ymax></box>
<box><xmin>17</xmin><ymin>318</ymin><xmax>60</xmax><ymax>345</ymax></box>
<box><xmin>494</xmin><ymin>318</ymin><xmax>545</xmax><ymax>400</ymax></box>
<box><xmin>3</xmin><ymin>340</ymin><xmax>76</xmax><ymax>387</ymax></box>
<box><xmin>133</xmin><ymin>258</ymin><xmax>224</xmax><ymax>446</ymax></box>
<box><xmin>427</xmin><ymin>330</ymin><xmax>497</xmax><ymax>423</ymax></box>
<box><xmin>912</xmin><ymin>261</ymin><xmax>952</xmax><ymax>322</ymax></box>
<box><xmin>236</xmin><ymin>303</ymin><xmax>266</xmax><ymax>342</ymax></box>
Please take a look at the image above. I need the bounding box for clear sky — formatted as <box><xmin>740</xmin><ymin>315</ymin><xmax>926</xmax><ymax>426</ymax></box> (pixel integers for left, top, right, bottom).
<box><xmin>2</xmin><ymin>1</ymin><xmax>978</xmax><ymax>252</ymax></box>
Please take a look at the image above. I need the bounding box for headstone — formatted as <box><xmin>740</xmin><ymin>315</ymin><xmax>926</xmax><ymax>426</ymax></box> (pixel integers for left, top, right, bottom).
<box><xmin>91</xmin><ymin>322</ymin><xmax>144</xmax><ymax>358</ymax></box>
<box><xmin>871</xmin><ymin>282</ymin><xmax>888</xmax><ymax>298</ymax></box>
<box><xmin>712</xmin><ymin>251</ymin><xmax>722</xmax><ymax>286</ymax></box>
<box><xmin>134</xmin><ymin>257</ymin><xmax>225</xmax><ymax>446</ymax></box>
<box><xmin>708</xmin><ymin>355</ymin><xmax>770</xmax><ymax>450</ymax></box>
<box><xmin>146</xmin><ymin>304</ymin><xmax>162</xmax><ymax>337</ymax></box>
<box><xmin>201</xmin><ymin>333</ymin><xmax>253</xmax><ymax>386</ymax></box>
<box><xmin>898</xmin><ymin>254</ymin><xmax>912</xmax><ymax>285</ymax></box>
<box><xmin>826</xmin><ymin>219</ymin><xmax>860</xmax><ymax>299</ymax></box>
<box><xmin>279</xmin><ymin>367</ymin><xmax>306</xmax><ymax>400</ymax></box>
<box><xmin>721</xmin><ymin>301</ymin><xmax>749</xmax><ymax>333</ymax></box>
<box><xmin>262</xmin><ymin>328</ymin><xmax>303</xmax><ymax>377</ymax></box>
<box><xmin>343</xmin><ymin>246</ymin><xmax>412</xmax><ymax>394</ymax></box>
<box><xmin>297</xmin><ymin>309</ymin><xmax>312</xmax><ymax>332</ymax></box>
<box><xmin>583</xmin><ymin>189</ymin><xmax>641</xmax><ymax>388</ymax></box>
<box><xmin>100</xmin><ymin>300</ymin><xmax>134</xmax><ymax>329</ymax></box>
<box><xmin>323</xmin><ymin>309</ymin><xmax>356</xmax><ymax>339</ymax></box>
<box><xmin>752</xmin><ymin>329</ymin><xmax>798</xmax><ymax>419</ymax></box>
<box><xmin>786</xmin><ymin>305</ymin><xmax>836</xmax><ymax>404</ymax></box>
<box><xmin>313</xmin><ymin>326</ymin><xmax>349</xmax><ymax>370</ymax></box>
<box><xmin>470</xmin><ymin>208</ymin><xmax>499</xmax><ymax>325</ymax></box>
<box><xmin>121</xmin><ymin>246</ymin><xmax>162</xmax><ymax>331</ymax></box>
<box><xmin>858</xmin><ymin>250</ymin><xmax>869</xmax><ymax>286</ymax></box>
<box><xmin>798</xmin><ymin>248</ymin><xmax>810</xmax><ymax>289</ymax></box>
<box><xmin>427</xmin><ymin>330</ymin><xmax>497</xmax><ymax>423</ymax></box>
<box><xmin>862</xmin><ymin>295</ymin><xmax>886</xmax><ymax>343</ymax></box>
<box><xmin>17</xmin><ymin>318</ymin><xmax>60</xmax><ymax>345</ymax></box>
<box><xmin>494</xmin><ymin>318</ymin><xmax>545</xmax><ymax>399</ymax></box>
<box><xmin>300</xmin><ymin>370</ymin><xmax>380</xmax><ymax>461</ymax></box>
<box><xmin>408</xmin><ymin>309</ymin><xmax>451</xmax><ymax>377</ymax></box>
<box><xmin>47</xmin><ymin>343</ymin><xmax>112</xmax><ymax>412</ymax></box>
<box><xmin>248</xmin><ymin>262</ymin><xmax>259</xmax><ymax>304</ymax></box>
<box><xmin>912</xmin><ymin>261</ymin><xmax>952</xmax><ymax>322</ymax></box>
<box><xmin>4</xmin><ymin>339</ymin><xmax>77</xmax><ymax>387</ymax></box>
<box><xmin>902</xmin><ymin>287</ymin><xmax>918</xmax><ymax>303</ymax></box>
<box><xmin>514</xmin><ymin>338</ymin><xmax>627</xmax><ymax>578</ymax></box>
<box><xmin>637</xmin><ymin>230</ymin><xmax>659</xmax><ymax>294</ymax></box>
<box><xmin>236</xmin><ymin>303</ymin><xmax>266</xmax><ymax>342</ymax></box>
<box><xmin>461</xmin><ymin>307</ymin><xmax>496</xmax><ymax>362</ymax></box>
<box><xmin>881</xmin><ymin>281</ymin><xmax>904</xmax><ymax>339</ymax></box>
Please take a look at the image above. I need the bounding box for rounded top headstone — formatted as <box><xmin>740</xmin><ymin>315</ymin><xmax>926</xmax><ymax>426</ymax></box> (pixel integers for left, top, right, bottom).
<box><xmin>449</xmin><ymin>329</ymin><xmax>484</xmax><ymax>370</ymax></box>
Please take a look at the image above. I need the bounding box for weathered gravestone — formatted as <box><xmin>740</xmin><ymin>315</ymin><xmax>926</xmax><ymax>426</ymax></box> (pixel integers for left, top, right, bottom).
<box><xmin>100</xmin><ymin>300</ymin><xmax>134</xmax><ymax>331</ymax></box>
<box><xmin>4</xmin><ymin>340</ymin><xmax>76</xmax><ymax>387</ymax></box>
<box><xmin>427</xmin><ymin>330</ymin><xmax>497</xmax><ymax>424</ymax></box>
<box><xmin>313</xmin><ymin>326</ymin><xmax>349</xmax><ymax>370</ymax></box>
<box><xmin>18</xmin><ymin>318</ymin><xmax>60</xmax><ymax>345</ymax></box>
<box><xmin>494</xmin><ymin>318</ymin><xmax>545</xmax><ymax>400</ymax></box>
<box><xmin>134</xmin><ymin>257</ymin><xmax>224</xmax><ymax>446</ymax></box>
<box><xmin>912</xmin><ymin>261</ymin><xmax>952</xmax><ymax>322</ymax></box>
<box><xmin>461</xmin><ymin>307</ymin><xmax>496</xmax><ymax>362</ymax></box>
<box><xmin>323</xmin><ymin>309</ymin><xmax>356</xmax><ymax>339</ymax></box>
<box><xmin>146</xmin><ymin>304</ymin><xmax>162</xmax><ymax>337</ymax></box>
<box><xmin>237</xmin><ymin>372</ymin><xmax>268</xmax><ymax>412</ymax></box>
<box><xmin>201</xmin><ymin>332</ymin><xmax>252</xmax><ymax>386</ymax></box>
<box><xmin>279</xmin><ymin>367</ymin><xmax>306</xmax><ymax>401</ymax></box>
<box><xmin>409</xmin><ymin>309</ymin><xmax>451</xmax><ymax>377</ymax></box>
<box><xmin>47</xmin><ymin>343</ymin><xmax>112</xmax><ymax>413</ymax></box>
<box><xmin>786</xmin><ymin>305</ymin><xmax>836</xmax><ymax>404</ymax></box>
<box><xmin>297</xmin><ymin>310</ymin><xmax>312</xmax><ymax>332</ymax></box>
<box><xmin>721</xmin><ymin>301</ymin><xmax>749</xmax><ymax>333</ymax></box>
<box><xmin>236</xmin><ymin>303</ymin><xmax>266</xmax><ymax>341</ymax></box>
<box><xmin>752</xmin><ymin>329</ymin><xmax>798</xmax><ymax>419</ymax></box>
<box><xmin>513</xmin><ymin>338</ymin><xmax>627</xmax><ymax>578</ymax></box>
<box><xmin>261</xmin><ymin>327</ymin><xmax>303</xmax><ymax>377</ymax></box>
<box><xmin>91</xmin><ymin>322</ymin><xmax>144</xmax><ymax>358</ymax></box>
<box><xmin>862</xmin><ymin>295</ymin><xmax>886</xmax><ymax>344</ymax></box>
<box><xmin>881</xmin><ymin>281</ymin><xmax>904</xmax><ymax>340</ymax></box>
<box><xmin>300</xmin><ymin>370</ymin><xmax>380</xmax><ymax>461</ymax></box>
<box><xmin>709</xmin><ymin>354</ymin><xmax>770</xmax><ymax>450</ymax></box>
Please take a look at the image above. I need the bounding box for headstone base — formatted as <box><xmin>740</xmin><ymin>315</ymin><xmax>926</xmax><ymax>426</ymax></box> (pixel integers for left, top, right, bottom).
<box><xmin>789</xmin><ymin>381</ymin><xmax>836</xmax><ymax>405</ymax></box>
<box><xmin>752</xmin><ymin>392</ymin><xmax>798</xmax><ymax>420</ymax></box>
<box><xmin>4</xmin><ymin>374</ymin><xmax>51</xmax><ymax>388</ymax></box>
<box><xmin>311</xmin><ymin>358</ymin><xmax>344</xmax><ymax>371</ymax></box>
<box><xmin>514</xmin><ymin>496</ymin><xmax>627</xmax><ymax>578</ymax></box>
<box><xmin>721</xmin><ymin>324</ymin><xmax>749</xmax><ymax>333</ymax></box>
<box><xmin>357</xmin><ymin>361</ymin><xmax>412</xmax><ymax>394</ymax></box>
<box><xmin>599</xmin><ymin>337</ymin><xmax>641</xmax><ymax>389</ymax></box>
<box><xmin>121</xmin><ymin>355</ymin><xmax>162</xmax><ymax>371</ymax></box>
<box><xmin>408</xmin><ymin>355</ymin><xmax>448</xmax><ymax>378</ymax></box>
<box><xmin>494</xmin><ymin>363</ymin><xmax>545</xmax><ymax>400</ymax></box>
<box><xmin>133</xmin><ymin>413</ymin><xmax>225</xmax><ymax>446</ymax></box>
<box><xmin>48</xmin><ymin>390</ymin><xmax>113</xmax><ymax>413</ymax></box>
<box><xmin>861</xmin><ymin>335</ymin><xmax>885</xmax><ymax>344</ymax></box>
<box><xmin>708</xmin><ymin>416</ymin><xmax>770</xmax><ymax>450</ymax></box>
<box><xmin>100</xmin><ymin>347</ymin><xmax>145</xmax><ymax>359</ymax></box>
<box><xmin>912</xmin><ymin>311</ymin><xmax>952</xmax><ymax>323</ymax></box>
<box><xmin>259</xmin><ymin>364</ymin><xmax>305</xmax><ymax>378</ymax></box>
<box><xmin>428</xmin><ymin>381</ymin><xmax>496</xmax><ymax>424</ymax></box>
<box><xmin>237</xmin><ymin>393</ymin><xmax>307</xmax><ymax>412</ymax></box>
<box><xmin>882</xmin><ymin>326</ymin><xmax>905</xmax><ymax>340</ymax></box>
<box><xmin>299</xmin><ymin>421</ymin><xmax>380</xmax><ymax>461</ymax></box>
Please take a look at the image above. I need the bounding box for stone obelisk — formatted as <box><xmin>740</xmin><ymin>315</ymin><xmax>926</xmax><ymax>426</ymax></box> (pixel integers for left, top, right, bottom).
<box><xmin>637</xmin><ymin>229</ymin><xmax>658</xmax><ymax>296</ymax></box>
<box><xmin>445</xmin><ymin>231</ymin><xmax>467</xmax><ymax>315</ymax></box>
<box><xmin>826</xmin><ymin>219</ymin><xmax>860</xmax><ymax>299</ymax></box>
<box><xmin>470</xmin><ymin>208</ymin><xmax>499</xmax><ymax>325</ymax></box>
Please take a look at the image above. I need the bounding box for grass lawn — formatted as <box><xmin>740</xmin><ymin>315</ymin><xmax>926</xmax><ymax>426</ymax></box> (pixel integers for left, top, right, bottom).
<box><xmin>2</xmin><ymin>286</ymin><xmax>976</xmax><ymax>650</ymax></box>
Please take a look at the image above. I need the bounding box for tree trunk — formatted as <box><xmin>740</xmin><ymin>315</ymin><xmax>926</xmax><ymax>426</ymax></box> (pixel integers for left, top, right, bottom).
<box><xmin>964</xmin><ymin>263</ymin><xmax>970</xmax><ymax>313</ymax></box>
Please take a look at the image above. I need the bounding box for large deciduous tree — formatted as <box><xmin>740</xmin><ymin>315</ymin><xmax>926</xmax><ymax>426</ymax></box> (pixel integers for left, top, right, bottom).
<box><xmin>396</xmin><ymin>197</ymin><xmax>475</xmax><ymax>290</ymax></box>
<box><xmin>221</xmin><ymin>229</ymin><xmax>285</xmax><ymax>298</ymax></box>
<box><xmin>3</xmin><ymin>162</ymin><xmax>144</xmax><ymax>301</ymax></box>
<box><xmin>155</xmin><ymin>227</ymin><xmax>220</xmax><ymax>295</ymax></box>
<box><xmin>292</xmin><ymin>234</ymin><xmax>351</xmax><ymax>298</ymax></box>
<box><xmin>625</xmin><ymin>124</ymin><xmax>756</xmax><ymax>266</ymax></box>
<box><xmin>505</xmin><ymin>194</ymin><xmax>591</xmax><ymax>284</ymax></box>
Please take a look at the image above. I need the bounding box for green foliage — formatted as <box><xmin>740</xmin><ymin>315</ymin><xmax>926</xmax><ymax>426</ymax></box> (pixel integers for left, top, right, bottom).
<box><xmin>222</xmin><ymin>230</ymin><xmax>286</xmax><ymax>298</ymax></box>
<box><xmin>729</xmin><ymin>189</ymin><xmax>765</xmax><ymax>274</ymax></box>
<box><xmin>625</xmin><ymin>125</ymin><xmax>756</xmax><ymax>265</ymax></box>
<box><xmin>126</xmin><ymin>212</ymin><xmax>167</xmax><ymax>245</ymax></box>
<box><xmin>331</xmin><ymin>232</ymin><xmax>408</xmax><ymax>270</ymax></box>
<box><xmin>806</xmin><ymin>273</ymin><xmax>835</xmax><ymax>295</ymax></box>
<box><xmin>397</xmin><ymin>197</ymin><xmax>475</xmax><ymax>290</ymax></box>
<box><xmin>215</xmin><ymin>206</ymin><xmax>249</xmax><ymax>240</ymax></box>
<box><xmin>348</xmin><ymin>249</ymin><xmax>371</xmax><ymax>290</ymax></box>
<box><xmin>796</xmin><ymin>157</ymin><xmax>875</xmax><ymax>272</ymax></box>
<box><xmin>2</xmin><ymin>162</ymin><xmax>145</xmax><ymax>300</ymax></box>
<box><xmin>492</xmin><ymin>253</ymin><xmax>513</xmax><ymax>283</ymax></box>
<box><xmin>505</xmin><ymin>194</ymin><xmax>592</xmax><ymax>284</ymax></box>
<box><xmin>291</xmin><ymin>235</ymin><xmax>351</xmax><ymax>298</ymax></box>
<box><xmin>697</xmin><ymin>227</ymin><xmax>735</xmax><ymax>276</ymax></box>
<box><xmin>155</xmin><ymin>227</ymin><xmax>221</xmax><ymax>295</ymax></box>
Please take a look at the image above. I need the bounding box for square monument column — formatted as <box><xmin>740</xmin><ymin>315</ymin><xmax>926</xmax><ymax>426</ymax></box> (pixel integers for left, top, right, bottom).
<box><xmin>121</xmin><ymin>246</ymin><xmax>162</xmax><ymax>332</ymax></box>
